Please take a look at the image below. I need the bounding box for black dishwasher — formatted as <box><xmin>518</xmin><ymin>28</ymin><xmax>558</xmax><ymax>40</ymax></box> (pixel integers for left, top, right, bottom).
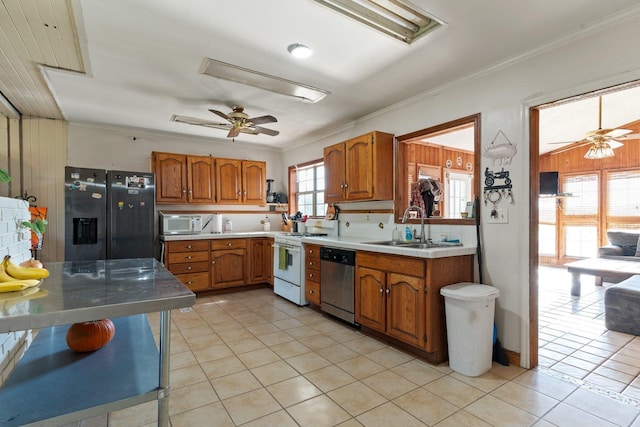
<box><xmin>320</xmin><ymin>247</ymin><xmax>357</xmax><ymax>325</ymax></box>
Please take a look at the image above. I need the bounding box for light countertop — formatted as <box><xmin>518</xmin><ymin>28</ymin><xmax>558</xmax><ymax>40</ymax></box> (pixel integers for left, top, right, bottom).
<box><xmin>161</xmin><ymin>232</ymin><xmax>476</xmax><ymax>259</ymax></box>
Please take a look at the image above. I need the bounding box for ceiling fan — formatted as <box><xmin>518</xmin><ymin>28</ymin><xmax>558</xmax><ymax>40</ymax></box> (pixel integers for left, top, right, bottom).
<box><xmin>550</xmin><ymin>96</ymin><xmax>640</xmax><ymax>159</ymax></box>
<box><xmin>171</xmin><ymin>106</ymin><xmax>279</xmax><ymax>139</ymax></box>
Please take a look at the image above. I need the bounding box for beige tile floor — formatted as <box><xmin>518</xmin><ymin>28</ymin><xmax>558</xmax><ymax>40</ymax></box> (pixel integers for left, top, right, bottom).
<box><xmin>68</xmin><ymin>270</ymin><xmax>640</xmax><ymax>427</ymax></box>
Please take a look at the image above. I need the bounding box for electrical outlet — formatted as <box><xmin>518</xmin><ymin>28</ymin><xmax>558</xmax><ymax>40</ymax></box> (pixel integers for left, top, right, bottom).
<box><xmin>487</xmin><ymin>208</ymin><xmax>508</xmax><ymax>224</ymax></box>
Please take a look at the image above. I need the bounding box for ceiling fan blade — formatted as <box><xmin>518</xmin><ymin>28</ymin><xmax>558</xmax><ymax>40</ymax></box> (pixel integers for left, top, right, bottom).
<box><xmin>605</xmin><ymin>128</ymin><xmax>632</xmax><ymax>138</ymax></box>
<box><xmin>249</xmin><ymin>115</ymin><xmax>277</xmax><ymax>125</ymax></box>
<box><xmin>209</xmin><ymin>109</ymin><xmax>231</xmax><ymax>122</ymax></box>
<box><xmin>227</xmin><ymin>127</ymin><xmax>241</xmax><ymax>138</ymax></box>
<box><xmin>171</xmin><ymin>114</ymin><xmax>230</xmax><ymax>129</ymax></box>
<box><xmin>549</xmin><ymin>140</ymin><xmax>580</xmax><ymax>145</ymax></box>
<box><xmin>609</xmin><ymin>140</ymin><xmax>624</xmax><ymax>149</ymax></box>
<box><xmin>253</xmin><ymin>126</ymin><xmax>280</xmax><ymax>136</ymax></box>
<box><xmin>615</xmin><ymin>133</ymin><xmax>640</xmax><ymax>140</ymax></box>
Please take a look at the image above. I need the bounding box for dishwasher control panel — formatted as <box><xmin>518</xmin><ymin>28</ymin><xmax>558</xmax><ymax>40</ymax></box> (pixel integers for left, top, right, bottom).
<box><xmin>320</xmin><ymin>247</ymin><xmax>355</xmax><ymax>265</ymax></box>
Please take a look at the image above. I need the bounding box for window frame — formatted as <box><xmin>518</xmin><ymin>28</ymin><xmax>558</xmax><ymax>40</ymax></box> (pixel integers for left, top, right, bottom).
<box><xmin>288</xmin><ymin>159</ymin><xmax>325</xmax><ymax>218</ymax></box>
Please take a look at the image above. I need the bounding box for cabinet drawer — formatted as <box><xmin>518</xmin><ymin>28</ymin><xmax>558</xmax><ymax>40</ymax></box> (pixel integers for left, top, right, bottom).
<box><xmin>306</xmin><ymin>257</ymin><xmax>320</xmax><ymax>270</ymax></box>
<box><xmin>358</xmin><ymin>251</ymin><xmax>425</xmax><ymax>277</ymax></box>
<box><xmin>167</xmin><ymin>250</ymin><xmax>209</xmax><ymax>264</ymax></box>
<box><xmin>305</xmin><ymin>244</ymin><xmax>320</xmax><ymax>258</ymax></box>
<box><xmin>169</xmin><ymin>261</ymin><xmax>209</xmax><ymax>274</ymax></box>
<box><xmin>306</xmin><ymin>280</ymin><xmax>320</xmax><ymax>305</ymax></box>
<box><xmin>211</xmin><ymin>239</ymin><xmax>247</xmax><ymax>250</ymax></box>
<box><xmin>166</xmin><ymin>240</ymin><xmax>209</xmax><ymax>252</ymax></box>
<box><xmin>305</xmin><ymin>268</ymin><xmax>320</xmax><ymax>283</ymax></box>
<box><xmin>175</xmin><ymin>271</ymin><xmax>209</xmax><ymax>291</ymax></box>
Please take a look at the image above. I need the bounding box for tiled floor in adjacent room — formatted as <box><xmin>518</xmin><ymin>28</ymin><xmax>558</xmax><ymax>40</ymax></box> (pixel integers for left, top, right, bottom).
<box><xmin>73</xmin><ymin>267</ymin><xmax>640</xmax><ymax>426</ymax></box>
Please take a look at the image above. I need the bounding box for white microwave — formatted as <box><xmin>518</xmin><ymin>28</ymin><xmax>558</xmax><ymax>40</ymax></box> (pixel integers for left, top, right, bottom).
<box><xmin>160</xmin><ymin>214</ymin><xmax>202</xmax><ymax>235</ymax></box>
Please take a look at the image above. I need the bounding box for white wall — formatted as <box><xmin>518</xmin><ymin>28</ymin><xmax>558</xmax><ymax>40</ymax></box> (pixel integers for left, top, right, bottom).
<box><xmin>67</xmin><ymin>122</ymin><xmax>286</xmax><ymax>190</ymax></box>
<box><xmin>284</xmin><ymin>14</ymin><xmax>640</xmax><ymax>364</ymax></box>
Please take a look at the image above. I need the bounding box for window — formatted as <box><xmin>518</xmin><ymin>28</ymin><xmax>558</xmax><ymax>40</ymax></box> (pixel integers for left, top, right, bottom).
<box><xmin>293</xmin><ymin>162</ymin><xmax>326</xmax><ymax>218</ymax></box>
<box><xmin>445</xmin><ymin>171</ymin><xmax>472</xmax><ymax>218</ymax></box>
<box><xmin>561</xmin><ymin>173</ymin><xmax>599</xmax><ymax>259</ymax></box>
<box><xmin>606</xmin><ymin>170</ymin><xmax>640</xmax><ymax>230</ymax></box>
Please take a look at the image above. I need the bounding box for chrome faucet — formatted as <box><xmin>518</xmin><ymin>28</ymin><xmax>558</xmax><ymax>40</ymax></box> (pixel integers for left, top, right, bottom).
<box><xmin>401</xmin><ymin>206</ymin><xmax>428</xmax><ymax>243</ymax></box>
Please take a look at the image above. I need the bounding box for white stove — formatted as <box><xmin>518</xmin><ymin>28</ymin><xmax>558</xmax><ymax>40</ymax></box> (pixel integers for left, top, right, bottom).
<box><xmin>273</xmin><ymin>220</ymin><xmax>338</xmax><ymax>305</ymax></box>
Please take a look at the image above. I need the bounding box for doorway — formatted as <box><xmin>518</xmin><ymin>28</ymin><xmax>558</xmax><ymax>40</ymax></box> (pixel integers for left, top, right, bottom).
<box><xmin>529</xmin><ymin>81</ymin><xmax>640</xmax><ymax>371</ymax></box>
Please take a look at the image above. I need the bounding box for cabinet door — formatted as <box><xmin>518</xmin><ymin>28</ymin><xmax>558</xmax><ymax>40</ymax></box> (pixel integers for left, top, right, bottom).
<box><xmin>323</xmin><ymin>142</ymin><xmax>345</xmax><ymax>203</ymax></box>
<box><xmin>153</xmin><ymin>152</ymin><xmax>187</xmax><ymax>203</ymax></box>
<box><xmin>243</xmin><ymin>161</ymin><xmax>266</xmax><ymax>204</ymax></box>
<box><xmin>248</xmin><ymin>238</ymin><xmax>266</xmax><ymax>284</ymax></box>
<box><xmin>187</xmin><ymin>156</ymin><xmax>216</xmax><ymax>203</ymax></box>
<box><xmin>345</xmin><ymin>135</ymin><xmax>374</xmax><ymax>200</ymax></box>
<box><xmin>386</xmin><ymin>272</ymin><xmax>425</xmax><ymax>347</ymax></box>
<box><xmin>355</xmin><ymin>266</ymin><xmax>386</xmax><ymax>332</ymax></box>
<box><xmin>264</xmin><ymin>239</ymin><xmax>273</xmax><ymax>284</ymax></box>
<box><xmin>211</xmin><ymin>249</ymin><xmax>246</xmax><ymax>288</ymax></box>
<box><xmin>216</xmin><ymin>158</ymin><xmax>242</xmax><ymax>204</ymax></box>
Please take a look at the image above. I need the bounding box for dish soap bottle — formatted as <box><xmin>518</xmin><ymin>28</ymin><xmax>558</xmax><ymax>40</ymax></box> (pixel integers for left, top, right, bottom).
<box><xmin>392</xmin><ymin>226</ymin><xmax>402</xmax><ymax>242</ymax></box>
<box><xmin>263</xmin><ymin>216</ymin><xmax>270</xmax><ymax>231</ymax></box>
<box><xmin>405</xmin><ymin>226</ymin><xmax>412</xmax><ymax>242</ymax></box>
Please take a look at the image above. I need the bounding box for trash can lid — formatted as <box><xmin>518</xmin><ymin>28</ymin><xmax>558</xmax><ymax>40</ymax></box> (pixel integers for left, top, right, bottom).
<box><xmin>440</xmin><ymin>283</ymin><xmax>500</xmax><ymax>301</ymax></box>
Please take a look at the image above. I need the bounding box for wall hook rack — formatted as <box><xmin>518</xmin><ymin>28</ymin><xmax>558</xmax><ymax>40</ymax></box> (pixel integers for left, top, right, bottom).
<box><xmin>484</xmin><ymin>167</ymin><xmax>513</xmax><ymax>213</ymax></box>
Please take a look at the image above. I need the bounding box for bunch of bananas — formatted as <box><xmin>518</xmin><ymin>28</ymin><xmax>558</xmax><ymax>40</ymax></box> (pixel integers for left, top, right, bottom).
<box><xmin>0</xmin><ymin>255</ymin><xmax>50</xmax><ymax>293</ymax></box>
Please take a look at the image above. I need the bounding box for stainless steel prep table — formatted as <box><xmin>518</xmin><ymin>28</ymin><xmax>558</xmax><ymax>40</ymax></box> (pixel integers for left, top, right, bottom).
<box><xmin>0</xmin><ymin>258</ymin><xmax>195</xmax><ymax>427</ymax></box>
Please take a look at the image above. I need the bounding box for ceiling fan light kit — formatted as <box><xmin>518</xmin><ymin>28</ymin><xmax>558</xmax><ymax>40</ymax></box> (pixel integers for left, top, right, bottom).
<box><xmin>584</xmin><ymin>141</ymin><xmax>614</xmax><ymax>159</ymax></box>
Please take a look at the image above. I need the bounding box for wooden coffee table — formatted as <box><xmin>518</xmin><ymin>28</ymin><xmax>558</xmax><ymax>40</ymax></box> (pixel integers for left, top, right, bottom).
<box><xmin>565</xmin><ymin>258</ymin><xmax>640</xmax><ymax>296</ymax></box>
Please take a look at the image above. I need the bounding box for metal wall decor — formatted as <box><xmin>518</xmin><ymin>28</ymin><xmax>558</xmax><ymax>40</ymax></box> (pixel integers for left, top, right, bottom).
<box><xmin>484</xmin><ymin>167</ymin><xmax>513</xmax><ymax>218</ymax></box>
<box><xmin>483</xmin><ymin>130</ymin><xmax>517</xmax><ymax>166</ymax></box>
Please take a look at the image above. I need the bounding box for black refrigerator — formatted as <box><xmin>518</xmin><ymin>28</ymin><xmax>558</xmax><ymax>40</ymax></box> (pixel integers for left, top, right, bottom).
<box><xmin>64</xmin><ymin>166</ymin><xmax>156</xmax><ymax>261</ymax></box>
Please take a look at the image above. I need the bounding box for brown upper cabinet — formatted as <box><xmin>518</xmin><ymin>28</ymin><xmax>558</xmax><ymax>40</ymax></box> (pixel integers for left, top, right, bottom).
<box><xmin>324</xmin><ymin>131</ymin><xmax>394</xmax><ymax>203</ymax></box>
<box><xmin>216</xmin><ymin>158</ymin><xmax>266</xmax><ymax>204</ymax></box>
<box><xmin>152</xmin><ymin>152</ymin><xmax>265</xmax><ymax>205</ymax></box>
<box><xmin>152</xmin><ymin>152</ymin><xmax>216</xmax><ymax>204</ymax></box>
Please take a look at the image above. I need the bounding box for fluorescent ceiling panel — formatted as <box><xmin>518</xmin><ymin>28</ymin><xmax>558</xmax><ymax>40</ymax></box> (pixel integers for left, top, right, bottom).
<box><xmin>199</xmin><ymin>58</ymin><xmax>330</xmax><ymax>103</ymax></box>
<box><xmin>311</xmin><ymin>0</ymin><xmax>442</xmax><ymax>44</ymax></box>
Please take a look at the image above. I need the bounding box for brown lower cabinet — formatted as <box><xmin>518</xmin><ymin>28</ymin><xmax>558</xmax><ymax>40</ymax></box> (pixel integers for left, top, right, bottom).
<box><xmin>304</xmin><ymin>244</ymin><xmax>321</xmax><ymax>305</ymax></box>
<box><xmin>164</xmin><ymin>237</ymin><xmax>273</xmax><ymax>292</ymax></box>
<box><xmin>355</xmin><ymin>251</ymin><xmax>473</xmax><ymax>363</ymax></box>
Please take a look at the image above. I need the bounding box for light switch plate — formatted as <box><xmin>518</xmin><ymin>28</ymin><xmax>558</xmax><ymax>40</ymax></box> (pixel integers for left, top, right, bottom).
<box><xmin>488</xmin><ymin>208</ymin><xmax>508</xmax><ymax>224</ymax></box>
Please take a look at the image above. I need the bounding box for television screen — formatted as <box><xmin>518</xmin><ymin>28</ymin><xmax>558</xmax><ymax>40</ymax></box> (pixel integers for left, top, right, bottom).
<box><xmin>540</xmin><ymin>171</ymin><xmax>559</xmax><ymax>195</ymax></box>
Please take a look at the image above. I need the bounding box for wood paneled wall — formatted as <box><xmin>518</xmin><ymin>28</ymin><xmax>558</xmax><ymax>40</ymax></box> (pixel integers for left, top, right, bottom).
<box><xmin>21</xmin><ymin>117</ymin><xmax>68</xmax><ymax>262</ymax></box>
<box><xmin>403</xmin><ymin>142</ymin><xmax>474</xmax><ymax>172</ymax></box>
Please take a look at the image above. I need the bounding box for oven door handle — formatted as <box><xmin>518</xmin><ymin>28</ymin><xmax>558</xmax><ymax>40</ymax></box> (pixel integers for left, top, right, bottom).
<box><xmin>274</xmin><ymin>243</ymin><xmax>301</xmax><ymax>253</ymax></box>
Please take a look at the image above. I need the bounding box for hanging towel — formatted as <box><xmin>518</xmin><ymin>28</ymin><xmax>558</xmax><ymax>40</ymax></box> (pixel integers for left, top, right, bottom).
<box><xmin>278</xmin><ymin>246</ymin><xmax>288</xmax><ymax>270</ymax></box>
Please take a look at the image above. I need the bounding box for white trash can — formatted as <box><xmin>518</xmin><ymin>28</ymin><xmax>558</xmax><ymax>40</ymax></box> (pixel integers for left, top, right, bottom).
<box><xmin>440</xmin><ymin>283</ymin><xmax>500</xmax><ymax>377</ymax></box>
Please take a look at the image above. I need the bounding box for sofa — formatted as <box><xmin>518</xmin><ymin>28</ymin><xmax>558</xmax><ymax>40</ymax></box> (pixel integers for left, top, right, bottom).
<box><xmin>598</xmin><ymin>230</ymin><xmax>640</xmax><ymax>260</ymax></box>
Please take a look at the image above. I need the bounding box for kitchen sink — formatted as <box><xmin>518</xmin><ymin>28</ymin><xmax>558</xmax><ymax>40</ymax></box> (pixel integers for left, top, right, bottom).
<box><xmin>362</xmin><ymin>240</ymin><xmax>463</xmax><ymax>249</ymax></box>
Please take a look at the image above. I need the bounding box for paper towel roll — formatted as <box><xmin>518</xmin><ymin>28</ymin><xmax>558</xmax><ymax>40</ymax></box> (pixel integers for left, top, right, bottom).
<box><xmin>212</xmin><ymin>214</ymin><xmax>223</xmax><ymax>233</ymax></box>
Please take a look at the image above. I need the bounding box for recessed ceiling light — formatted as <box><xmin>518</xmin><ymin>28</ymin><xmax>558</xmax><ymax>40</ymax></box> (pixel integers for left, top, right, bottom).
<box><xmin>287</xmin><ymin>43</ymin><xmax>313</xmax><ymax>58</ymax></box>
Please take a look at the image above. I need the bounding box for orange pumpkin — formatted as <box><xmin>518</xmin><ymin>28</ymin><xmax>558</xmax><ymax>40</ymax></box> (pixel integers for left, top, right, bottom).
<box><xmin>66</xmin><ymin>319</ymin><xmax>115</xmax><ymax>352</ymax></box>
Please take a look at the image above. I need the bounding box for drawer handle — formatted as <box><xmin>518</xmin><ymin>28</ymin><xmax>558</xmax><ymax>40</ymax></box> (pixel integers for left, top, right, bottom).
<box><xmin>228</xmin><ymin>243</ymin><xmax>232</xmax><ymax>247</ymax></box>
<box><xmin>309</xmin><ymin>273</ymin><xmax>314</xmax><ymax>278</ymax></box>
<box><xmin>187</xmin><ymin>281</ymin><xmax>192</xmax><ymax>284</ymax></box>
<box><xmin>309</xmin><ymin>261</ymin><xmax>314</xmax><ymax>266</ymax></box>
<box><xmin>186</xmin><ymin>245</ymin><xmax>192</xmax><ymax>249</ymax></box>
<box><xmin>187</xmin><ymin>266</ymin><xmax>192</xmax><ymax>270</ymax></box>
<box><xmin>309</xmin><ymin>289</ymin><xmax>314</xmax><ymax>294</ymax></box>
<box><xmin>186</xmin><ymin>256</ymin><xmax>192</xmax><ymax>259</ymax></box>
<box><xmin>211</xmin><ymin>260</ymin><xmax>215</xmax><ymax>264</ymax></box>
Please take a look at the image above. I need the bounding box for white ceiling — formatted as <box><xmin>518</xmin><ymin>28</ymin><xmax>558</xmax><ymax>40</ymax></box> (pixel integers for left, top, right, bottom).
<box><xmin>2</xmin><ymin>0</ymin><xmax>640</xmax><ymax>150</ymax></box>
